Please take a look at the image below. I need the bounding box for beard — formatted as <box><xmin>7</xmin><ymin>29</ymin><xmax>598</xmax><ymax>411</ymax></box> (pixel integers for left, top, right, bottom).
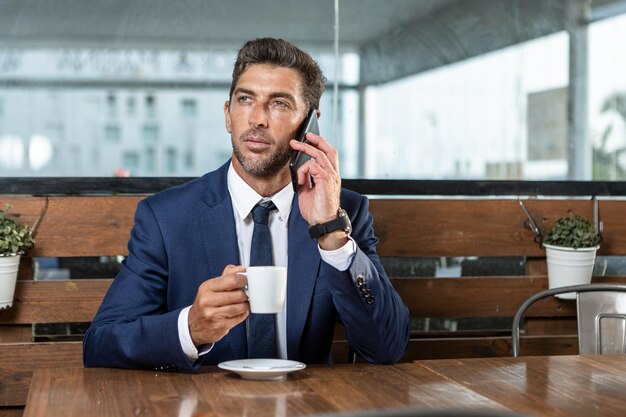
<box><xmin>232</xmin><ymin>129</ymin><xmax>293</xmax><ymax>177</ymax></box>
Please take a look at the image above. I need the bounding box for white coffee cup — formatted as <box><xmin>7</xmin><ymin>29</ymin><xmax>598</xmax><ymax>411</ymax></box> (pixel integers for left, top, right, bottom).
<box><xmin>239</xmin><ymin>266</ymin><xmax>287</xmax><ymax>314</ymax></box>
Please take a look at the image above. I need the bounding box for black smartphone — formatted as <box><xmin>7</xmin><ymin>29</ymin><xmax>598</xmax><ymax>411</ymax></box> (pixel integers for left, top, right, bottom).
<box><xmin>289</xmin><ymin>109</ymin><xmax>319</xmax><ymax>192</ymax></box>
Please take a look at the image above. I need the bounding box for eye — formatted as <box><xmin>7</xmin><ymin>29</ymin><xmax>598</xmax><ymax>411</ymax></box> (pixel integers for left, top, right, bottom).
<box><xmin>237</xmin><ymin>96</ymin><xmax>251</xmax><ymax>103</ymax></box>
<box><xmin>272</xmin><ymin>100</ymin><xmax>288</xmax><ymax>108</ymax></box>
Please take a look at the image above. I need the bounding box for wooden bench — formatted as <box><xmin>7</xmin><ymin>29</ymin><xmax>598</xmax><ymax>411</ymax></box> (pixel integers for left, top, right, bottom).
<box><xmin>2</xmin><ymin>182</ymin><xmax>626</xmax><ymax>415</ymax></box>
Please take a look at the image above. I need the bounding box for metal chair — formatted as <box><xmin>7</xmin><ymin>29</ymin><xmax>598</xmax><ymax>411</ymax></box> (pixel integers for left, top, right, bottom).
<box><xmin>306</xmin><ymin>409</ymin><xmax>531</xmax><ymax>417</ymax></box>
<box><xmin>512</xmin><ymin>283</ymin><xmax>626</xmax><ymax>357</ymax></box>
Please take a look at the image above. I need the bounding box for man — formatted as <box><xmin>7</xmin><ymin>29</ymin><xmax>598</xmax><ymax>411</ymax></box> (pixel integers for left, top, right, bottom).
<box><xmin>83</xmin><ymin>38</ymin><xmax>410</xmax><ymax>371</ymax></box>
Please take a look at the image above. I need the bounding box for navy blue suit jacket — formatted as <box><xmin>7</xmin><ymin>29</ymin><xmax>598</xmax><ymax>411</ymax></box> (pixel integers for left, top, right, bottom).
<box><xmin>83</xmin><ymin>162</ymin><xmax>410</xmax><ymax>371</ymax></box>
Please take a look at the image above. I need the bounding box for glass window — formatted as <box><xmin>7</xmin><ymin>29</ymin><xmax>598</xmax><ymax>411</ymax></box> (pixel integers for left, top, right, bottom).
<box><xmin>145</xmin><ymin>147</ymin><xmax>156</xmax><ymax>172</ymax></box>
<box><xmin>181</xmin><ymin>99</ymin><xmax>196</xmax><ymax>117</ymax></box>
<box><xmin>166</xmin><ymin>147</ymin><xmax>177</xmax><ymax>173</ymax></box>
<box><xmin>29</xmin><ymin>135</ymin><xmax>54</xmax><ymax>172</ymax></box>
<box><xmin>122</xmin><ymin>151</ymin><xmax>139</xmax><ymax>172</ymax></box>
<box><xmin>106</xmin><ymin>93</ymin><xmax>116</xmax><ymax>118</ymax></box>
<box><xmin>184</xmin><ymin>149</ymin><xmax>194</xmax><ymax>170</ymax></box>
<box><xmin>364</xmin><ymin>32</ymin><xmax>569</xmax><ymax>180</ymax></box>
<box><xmin>104</xmin><ymin>125</ymin><xmax>121</xmax><ymax>142</ymax></box>
<box><xmin>145</xmin><ymin>95</ymin><xmax>156</xmax><ymax>118</ymax></box>
<box><xmin>142</xmin><ymin>125</ymin><xmax>158</xmax><ymax>143</ymax></box>
<box><xmin>0</xmin><ymin>135</ymin><xmax>24</xmax><ymax>170</ymax></box>
<box><xmin>590</xmin><ymin>13</ymin><xmax>626</xmax><ymax>180</ymax></box>
<box><xmin>127</xmin><ymin>96</ymin><xmax>136</xmax><ymax>116</ymax></box>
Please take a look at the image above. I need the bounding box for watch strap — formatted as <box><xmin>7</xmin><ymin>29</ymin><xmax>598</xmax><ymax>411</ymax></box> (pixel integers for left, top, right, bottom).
<box><xmin>308</xmin><ymin>209</ymin><xmax>352</xmax><ymax>239</ymax></box>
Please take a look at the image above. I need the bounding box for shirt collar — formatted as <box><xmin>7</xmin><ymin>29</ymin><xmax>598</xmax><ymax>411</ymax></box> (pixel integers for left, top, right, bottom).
<box><xmin>227</xmin><ymin>162</ymin><xmax>294</xmax><ymax>221</ymax></box>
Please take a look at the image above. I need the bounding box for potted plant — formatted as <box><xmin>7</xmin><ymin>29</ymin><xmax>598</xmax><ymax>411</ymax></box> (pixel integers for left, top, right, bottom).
<box><xmin>0</xmin><ymin>204</ymin><xmax>35</xmax><ymax>310</ymax></box>
<box><xmin>543</xmin><ymin>213</ymin><xmax>601</xmax><ymax>299</ymax></box>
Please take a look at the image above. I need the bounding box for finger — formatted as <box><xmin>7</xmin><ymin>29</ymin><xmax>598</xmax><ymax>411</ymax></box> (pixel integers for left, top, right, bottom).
<box><xmin>223</xmin><ymin>264</ymin><xmax>246</xmax><ymax>275</ymax></box>
<box><xmin>196</xmin><ymin>285</ymin><xmax>248</xmax><ymax>310</ymax></box>
<box><xmin>216</xmin><ymin>309</ymin><xmax>249</xmax><ymax>329</ymax></box>
<box><xmin>296</xmin><ymin>160</ymin><xmax>315</xmax><ymax>190</ymax></box>
<box><xmin>201</xmin><ymin>270</ymin><xmax>247</xmax><ymax>292</ymax></box>
<box><xmin>209</xmin><ymin>288</ymin><xmax>249</xmax><ymax>308</ymax></box>
<box><xmin>290</xmin><ymin>139</ymin><xmax>335</xmax><ymax>174</ymax></box>
<box><xmin>214</xmin><ymin>302</ymin><xmax>250</xmax><ymax>319</ymax></box>
<box><xmin>304</xmin><ymin>133</ymin><xmax>340</xmax><ymax>170</ymax></box>
<box><xmin>193</xmin><ymin>300</ymin><xmax>249</xmax><ymax>321</ymax></box>
<box><xmin>298</xmin><ymin>159</ymin><xmax>336</xmax><ymax>190</ymax></box>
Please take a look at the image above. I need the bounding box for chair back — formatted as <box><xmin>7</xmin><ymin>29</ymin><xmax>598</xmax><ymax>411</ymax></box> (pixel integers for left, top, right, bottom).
<box><xmin>578</xmin><ymin>291</ymin><xmax>626</xmax><ymax>354</ymax></box>
<box><xmin>512</xmin><ymin>283</ymin><xmax>626</xmax><ymax>357</ymax></box>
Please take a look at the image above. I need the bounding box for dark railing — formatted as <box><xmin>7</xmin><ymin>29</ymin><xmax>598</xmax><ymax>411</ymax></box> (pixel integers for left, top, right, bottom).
<box><xmin>3</xmin><ymin>177</ymin><xmax>626</xmax><ymax>196</ymax></box>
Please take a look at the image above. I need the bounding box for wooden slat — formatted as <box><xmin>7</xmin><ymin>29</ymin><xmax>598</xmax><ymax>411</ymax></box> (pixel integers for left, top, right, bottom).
<box><xmin>0</xmin><ymin>369</ymin><xmax>31</xmax><ymax>407</ymax></box>
<box><xmin>369</xmin><ymin>199</ymin><xmax>597</xmax><ymax>257</ymax></box>
<box><xmin>332</xmin><ymin>335</ymin><xmax>578</xmax><ymax>363</ymax></box>
<box><xmin>393</xmin><ymin>276</ymin><xmax>551</xmax><ymax>318</ymax></box>
<box><xmin>0</xmin><ymin>196</ymin><xmax>141</xmax><ymax>257</ymax></box>
<box><xmin>391</xmin><ymin>275</ymin><xmax>626</xmax><ymax>318</ymax></box>
<box><xmin>0</xmin><ymin>280</ymin><xmax>112</xmax><ymax>324</ymax></box>
<box><xmin>3</xmin><ymin>276</ymin><xmax>626</xmax><ymax>325</ymax></box>
<box><xmin>524</xmin><ymin>318</ymin><xmax>578</xmax><ymax>335</ymax></box>
<box><xmin>4</xmin><ymin>196</ymin><xmax>626</xmax><ymax>258</ymax></box>
<box><xmin>597</xmin><ymin>200</ymin><xmax>626</xmax><ymax>254</ymax></box>
<box><xmin>525</xmin><ymin>257</ymin><xmax>548</xmax><ymax>275</ymax></box>
<box><xmin>0</xmin><ymin>276</ymin><xmax>580</xmax><ymax>325</ymax></box>
<box><xmin>0</xmin><ymin>342</ymin><xmax>83</xmax><ymax>370</ymax></box>
<box><xmin>400</xmin><ymin>336</ymin><xmax>579</xmax><ymax>360</ymax></box>
<box><xmin>0</xmin><ymin>326</ymin><xmax>31</xmax><ymax>343</ymax></box>
<box><xmin>370</xmin><ymin>199</ymin><xmax>626</xmax><ymax>257</ymax></box>
<box><xmin>16</xmin><ymin>259</ymin><xmax>32</xmax><ymax>281</ymax></box>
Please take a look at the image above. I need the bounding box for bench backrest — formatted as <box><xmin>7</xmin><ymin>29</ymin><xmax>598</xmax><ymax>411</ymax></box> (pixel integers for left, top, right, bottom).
<box><xmin>2</xmin><ymin>194</ymin><xmax>626</xmax><ymax>409</ymax></box>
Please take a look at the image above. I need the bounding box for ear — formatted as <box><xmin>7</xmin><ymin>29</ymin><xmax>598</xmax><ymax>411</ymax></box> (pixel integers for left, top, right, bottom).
<box><xmin>224</xmin><ymin>101</ymin><xmax>232</xmax><ymax>133</ymax></box>
<box><xmin>315</xmin><ymin>109</ymin><xmax>321</xmax><ymax>119</ymax></box>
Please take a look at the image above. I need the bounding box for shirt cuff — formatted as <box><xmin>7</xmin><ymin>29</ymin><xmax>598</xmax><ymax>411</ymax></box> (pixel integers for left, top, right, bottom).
<box><xmin>178</xmin><ymin>306</ymin><xmax>213</xmax><ymax>361</ymax></box>
<box><xmin>318</xmin><ymin>235</ymin><xmax>357</xmax><ymax>271</ymax></box>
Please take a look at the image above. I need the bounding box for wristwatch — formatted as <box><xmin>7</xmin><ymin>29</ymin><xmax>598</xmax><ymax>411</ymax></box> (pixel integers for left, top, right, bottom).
<box><xmin>308</xmin><ymin>208</ymin><xmax>352</xmax><ymax>239</ymax></box>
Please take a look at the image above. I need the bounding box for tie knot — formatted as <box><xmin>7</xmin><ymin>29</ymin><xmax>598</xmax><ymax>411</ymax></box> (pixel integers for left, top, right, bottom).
<box><xmin>251</xmin><ymin>201</ymin><xmax>276</xmax><ymax>225</ymax></box>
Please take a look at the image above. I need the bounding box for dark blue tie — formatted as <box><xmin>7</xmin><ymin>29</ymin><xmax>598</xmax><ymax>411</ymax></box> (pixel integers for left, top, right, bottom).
<box><xmin>247</xmin><ymin>200</ymin><xmax>278</xmax><ymax>359</ymax></box>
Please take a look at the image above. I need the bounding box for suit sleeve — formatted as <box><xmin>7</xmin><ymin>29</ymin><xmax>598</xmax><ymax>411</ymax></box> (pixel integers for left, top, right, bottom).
<box><xmin>323</xmin><ymin>194</ymin><xmax>410</xmax><ymax>363</ymax></box>
<box><xmin>83</xmin><ymin>199</ymin><xmax>198</xmax><ymax>371</ymax></box>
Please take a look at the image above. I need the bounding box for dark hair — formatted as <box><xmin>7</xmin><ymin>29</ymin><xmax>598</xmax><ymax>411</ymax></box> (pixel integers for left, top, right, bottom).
<box><xmin>229</xmin><ymin>38</ymin><xmax>326</xmax><ymax>110</ymax></box>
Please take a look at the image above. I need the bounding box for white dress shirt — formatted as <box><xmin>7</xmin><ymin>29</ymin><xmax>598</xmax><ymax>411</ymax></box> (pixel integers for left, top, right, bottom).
<box><xmin>178</xmin><ymin>162</ymin><xmax>356</xmax><ymax>361</ymax></box>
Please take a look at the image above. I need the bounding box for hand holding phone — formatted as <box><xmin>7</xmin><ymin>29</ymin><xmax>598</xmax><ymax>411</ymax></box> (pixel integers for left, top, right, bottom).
<box><xmin>289</xmin><ymin>109</ymin><xmax>319</xmax><ymax>192</ymax></box>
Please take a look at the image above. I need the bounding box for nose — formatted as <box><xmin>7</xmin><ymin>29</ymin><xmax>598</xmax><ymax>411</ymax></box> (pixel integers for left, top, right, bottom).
<box><xmin>249</xmin><ymin>104</ymin><xmax>268</xmax><ymax>128</ymax></box>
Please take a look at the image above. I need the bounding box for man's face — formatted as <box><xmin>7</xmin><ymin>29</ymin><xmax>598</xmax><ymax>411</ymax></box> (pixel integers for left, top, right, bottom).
<box><xmin>225</xmin><ymin>64</ymin><xmax>308</xmax><ymax>177</ymax></box>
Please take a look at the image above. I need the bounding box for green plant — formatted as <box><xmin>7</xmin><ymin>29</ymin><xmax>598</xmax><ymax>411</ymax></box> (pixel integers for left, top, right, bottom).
<box><xmin>544</xmin><ymin>213</ymin><xmax>600</xmax><ymax>249</ymax></box>
<box><xmin>0</xmin><ymin>204</ymin><xmax>35</xmax><ymax>256</ymax></box>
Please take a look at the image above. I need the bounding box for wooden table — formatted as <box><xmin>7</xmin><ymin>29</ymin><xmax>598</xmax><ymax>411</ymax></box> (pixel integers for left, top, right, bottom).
<box><xmin>22</xmin><ymin>355</ymin><xmax>626</xmax><ymax>417</ymax></box>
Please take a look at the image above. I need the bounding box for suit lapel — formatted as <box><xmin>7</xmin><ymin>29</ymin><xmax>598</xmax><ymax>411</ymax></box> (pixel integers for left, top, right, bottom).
<box><xmin>286</xmin><ymin>197</ymin><xmax>320</xmax><ymax>359</ymax></box>
<box><xmin>198</xmin><ymin>164</ymin><xmax>247</xmax><ymax>359</ymax></box>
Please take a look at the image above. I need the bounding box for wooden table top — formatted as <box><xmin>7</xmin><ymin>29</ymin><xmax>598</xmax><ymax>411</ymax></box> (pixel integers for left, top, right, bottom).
<box><xmin>416</xmin><ymin>355</ymin><xmax>626</xmax><ymax>417</ymax></box>
<box><xmin>22</xmin><ymin>355</ymin><xmax>626</xmax><ymax>417</ymax></box>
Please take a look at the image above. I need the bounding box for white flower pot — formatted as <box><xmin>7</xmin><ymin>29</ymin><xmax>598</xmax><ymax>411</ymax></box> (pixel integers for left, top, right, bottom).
<box><xmin>544</xmin><ymin>244</ymin><xmax>599</xmax><ymax>300</ymax></box>
<box><xmin>0</xmin><ymin>255</ymin><xmax>20</xmax><ymax>310</ymax></box>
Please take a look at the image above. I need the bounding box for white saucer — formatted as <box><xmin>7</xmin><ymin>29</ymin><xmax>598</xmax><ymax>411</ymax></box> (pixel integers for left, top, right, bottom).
<box><xmin>218</xmin><ymin>359</ymin><xmax>306</xmax><ymax>381</ymax></box>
